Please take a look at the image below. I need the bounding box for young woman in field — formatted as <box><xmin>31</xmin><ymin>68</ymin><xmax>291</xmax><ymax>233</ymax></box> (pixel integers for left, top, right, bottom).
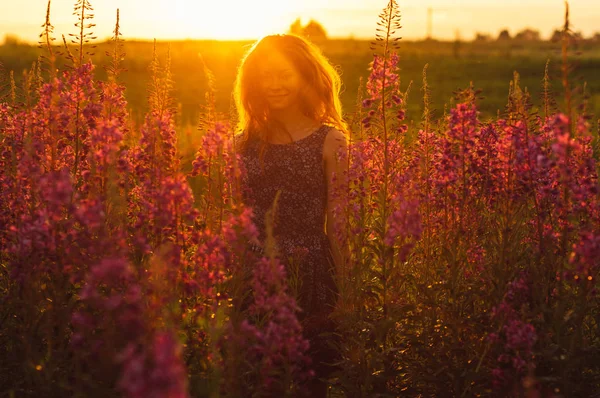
<box><xmin>233</xmin><ymin>34</ymin><xmax>347</xmax><ymax>396</ymax></box>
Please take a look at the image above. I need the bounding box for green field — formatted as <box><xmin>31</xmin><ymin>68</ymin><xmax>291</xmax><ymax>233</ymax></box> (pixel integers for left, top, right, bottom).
<box><xmin>2</xmin><ymin>38</ymin><xmax>599</xmax><ymax>129</ymax></box>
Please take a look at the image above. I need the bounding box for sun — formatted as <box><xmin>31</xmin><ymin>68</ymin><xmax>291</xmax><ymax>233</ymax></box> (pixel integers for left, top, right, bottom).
<box><xmin>168</xmin><ymin>0</ymin><xmax>300</xmax><ymax>40</ymax></box>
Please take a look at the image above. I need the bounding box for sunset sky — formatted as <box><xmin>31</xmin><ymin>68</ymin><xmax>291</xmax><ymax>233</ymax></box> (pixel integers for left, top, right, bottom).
<box><xmin>1</xmin><ymin>0</ymin><xmax>599</xmax><ymax>43</ymax></box>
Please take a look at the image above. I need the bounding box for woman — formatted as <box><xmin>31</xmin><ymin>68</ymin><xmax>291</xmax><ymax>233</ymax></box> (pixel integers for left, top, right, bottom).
<box><xmin>233</xmin><ymin>34</ymin><xmax>347</xmax><ymax>396</ymax></box>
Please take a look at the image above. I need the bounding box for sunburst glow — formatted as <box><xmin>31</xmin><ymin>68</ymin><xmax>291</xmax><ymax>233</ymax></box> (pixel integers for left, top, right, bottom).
<box><xmin>167</xmin><ymin>0</ymin><xmax>300</xmax><ymax>39</ymax></box>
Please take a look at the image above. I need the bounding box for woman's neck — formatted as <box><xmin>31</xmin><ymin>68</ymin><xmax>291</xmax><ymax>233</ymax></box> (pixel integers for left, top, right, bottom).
<box><xmin>270</xmin><ymin>106</ymin><xmax>320</xmax><ymax>139</ymax></box>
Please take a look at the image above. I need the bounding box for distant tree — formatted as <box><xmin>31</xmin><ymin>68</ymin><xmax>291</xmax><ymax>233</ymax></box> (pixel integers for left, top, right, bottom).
<box><xmin>474</xmin><ymin>32</ymin><xmax>492</xmax><ymax>42</ymax></box>
<box><xmin>593</xmin><ymin>32</ymin><xmax>600</xmax><ymax>42</ymax></box>
<box><xmin>302</xmin><ymin>19</ymin><xmax>328</xmax><ymax>41</ymax></box>
<box><xmin>287</xmin><ymin>18</ymin><xmax>328</xmax><ymax>41</ymax></box>
<box><xmin>550</xmin><ymin>29</ymin><xmax>563</xmax><ymax>42</ymax></box>
<box><xmin>2</xmin><ymin>34</ymin><xmax>23</xmax><ymax>47</ymax></box>
<box><xmin>550</xmin><ymin>28</ymin><xmax>584</xmax><ymax>43</ymax></box>
<box><xmin>289</xmin><ymin>18</ymin><xmax>303</xmax><ymax>36</ymax></box>
<box><xmin>514</xmin><ymin>28</ymin><xmax>541</xmax><ymax>41</ymax></box>
<box><xmin>572</xmin><ymin>31</ymin><xmax>583</xmax><ymax>40</ymax></box>
<box><xmin>497</xmin><ymin>29</ymin><xmax>511</xmax><ymax>41</ymax></box>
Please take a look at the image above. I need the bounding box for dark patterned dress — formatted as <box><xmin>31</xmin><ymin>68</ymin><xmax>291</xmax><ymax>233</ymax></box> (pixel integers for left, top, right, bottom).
<box><xmin>239</xmin><ymin>124</ymin><xmax>339</xmax><ymax>376</ymax></box>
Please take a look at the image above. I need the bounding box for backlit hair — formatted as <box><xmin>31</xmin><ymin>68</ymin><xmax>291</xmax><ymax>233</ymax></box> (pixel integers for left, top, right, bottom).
<box><xmin>233</xmin><ymin>34</ymin><xmax>347</xmax><ymax>151</ymax></box>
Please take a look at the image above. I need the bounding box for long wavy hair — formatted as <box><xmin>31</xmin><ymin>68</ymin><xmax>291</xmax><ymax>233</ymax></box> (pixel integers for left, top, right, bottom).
<box><xmin>233</xmin><ymin>34</ymin><xmax>347</xmax><ymax>152</ymax></box>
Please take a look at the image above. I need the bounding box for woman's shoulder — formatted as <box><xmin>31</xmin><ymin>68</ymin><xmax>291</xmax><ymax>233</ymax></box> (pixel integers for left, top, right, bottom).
<box><xmin>323</xmin><ymin>125</ymin><xmax>347</xmax><ymax>151</ymax></box>
<box><xmin>233</xmin><ymin>132</ymin><xmax>257</xmax><ymax>153</ymax></box>
<box><xmin>232</xmin><ymin>132</ymin><xmax>244</xmax><ymax>146</ymax></box>
<box><xmin>323</xmin><ymin>125</ymin><xmax>346</xmax><ymax>142</ymax></box>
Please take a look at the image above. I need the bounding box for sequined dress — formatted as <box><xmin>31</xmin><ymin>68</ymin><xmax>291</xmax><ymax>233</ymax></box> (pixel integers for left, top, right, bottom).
<box><xmin>239</xmin><ymin>124</ymin><xmax>338</xmax><ymax>375</ymax></box>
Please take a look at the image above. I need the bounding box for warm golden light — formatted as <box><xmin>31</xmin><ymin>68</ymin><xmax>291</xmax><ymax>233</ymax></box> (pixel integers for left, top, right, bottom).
<box><xmin>168</xmin><ymin>0</ymin><xmax>299</xmax><ymax>40</ymax></box>
<box><xmin>1</xmin><ymin>0</ymin><xmax>599</xmax><ymax>43</ymax></box>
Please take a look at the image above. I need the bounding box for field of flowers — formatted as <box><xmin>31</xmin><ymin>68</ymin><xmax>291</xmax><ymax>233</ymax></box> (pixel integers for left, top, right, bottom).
<box><xmin>1</xmin><ymin>0</ymin><xmax>599</xmax><ymax>397</ymax></box>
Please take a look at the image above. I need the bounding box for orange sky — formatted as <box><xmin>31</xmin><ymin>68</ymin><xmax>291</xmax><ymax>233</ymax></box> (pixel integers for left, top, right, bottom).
<box><xmin>1</xmin><ymin>0</ymin><xmax>599</xmax><ymax>43</ymax></box>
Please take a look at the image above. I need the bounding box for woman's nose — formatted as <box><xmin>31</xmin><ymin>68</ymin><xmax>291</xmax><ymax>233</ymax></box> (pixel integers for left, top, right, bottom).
<box><xmin>266</xmin><ymin>77</ymin><xmax>283</xmax><ymax>90</ymax></box>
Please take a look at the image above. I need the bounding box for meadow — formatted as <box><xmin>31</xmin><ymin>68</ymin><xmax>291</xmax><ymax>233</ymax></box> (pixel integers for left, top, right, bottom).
<box><xmin>2</xmin><ymin>32</ymin><xmax>600</xmax><ymax>132</ymax></box>
<box><xmin>1</xmin><ymin>0</ymin><xmax>600</xmax><ymax>397</ymax></box>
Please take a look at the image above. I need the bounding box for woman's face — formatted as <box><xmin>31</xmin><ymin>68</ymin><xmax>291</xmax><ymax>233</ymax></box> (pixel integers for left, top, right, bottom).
<box><xmin>257</xmin><ymin>51</ymin><xmax>304</xmax><ymax>112</ymax></box>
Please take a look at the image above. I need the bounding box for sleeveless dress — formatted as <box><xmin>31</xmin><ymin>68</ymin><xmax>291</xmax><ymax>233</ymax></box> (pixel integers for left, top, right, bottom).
<box><xmin>239</xmin><ymin>124</ymin><xmax>339</xmax><ymax>377</ymax></box>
